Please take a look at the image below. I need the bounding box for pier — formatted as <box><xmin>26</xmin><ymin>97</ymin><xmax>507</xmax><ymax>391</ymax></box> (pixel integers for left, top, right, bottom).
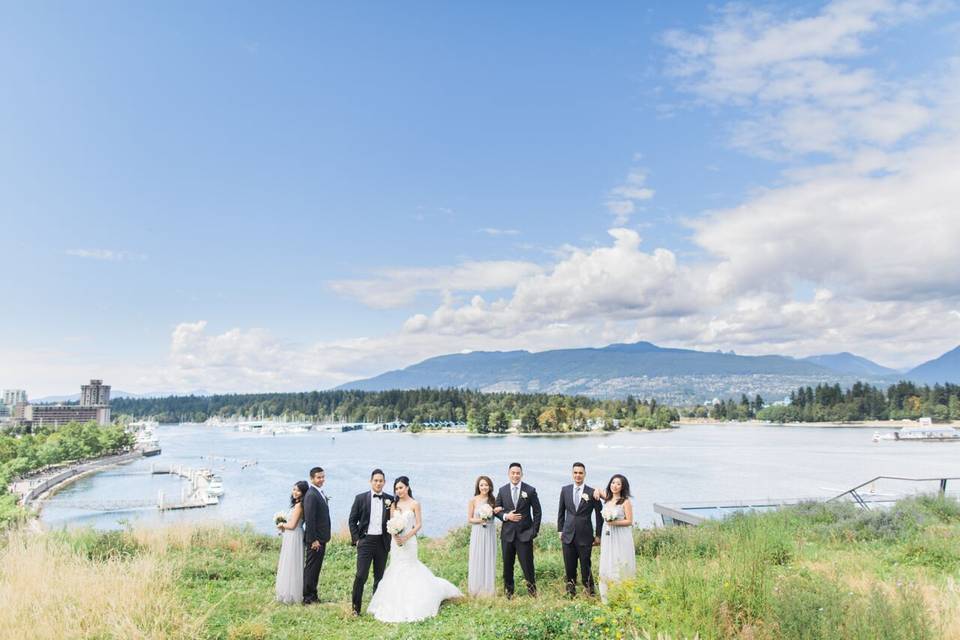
<box><xmin>152</xmin><ymin>464</ymin><xmax>220</xmax><ymax>510</ymax></box>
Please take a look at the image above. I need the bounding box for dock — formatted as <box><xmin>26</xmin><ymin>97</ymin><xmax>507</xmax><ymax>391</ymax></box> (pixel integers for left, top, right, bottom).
<box><xmin>152</xmin><ymin>464</ymin><xmax>220</xmax><ymax>510</ymax></box>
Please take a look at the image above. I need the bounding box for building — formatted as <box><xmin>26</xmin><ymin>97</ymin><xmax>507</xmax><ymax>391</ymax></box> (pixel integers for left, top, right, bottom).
<box><xmin>28</xmin><ymin>404</ymin><xmax>111</xmax><ymax>427</ymax></box>
<box><xmin>2</xmin><ymin>389</ymin><xmax>27</xmax><ymax>408</ymax></box>
<box><xmin>81</xmin><ymin>379</ymin><xmax>110</xmax><ymax>407</ymax></box>
<box><xmin>17</xmin><ymin>379</ymin><xmax>112</xmax><ymax>428</ymax></box>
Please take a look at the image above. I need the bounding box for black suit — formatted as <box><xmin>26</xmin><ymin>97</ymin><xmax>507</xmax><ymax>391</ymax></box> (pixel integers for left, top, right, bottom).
<box><xmin>348</xmin><ymin>491</ymin><xmax>394</xmax><ymax>614</ymax></box>
<box><xmin>557</xmin><ymin>483</ymin><xmax>602</xmax><ymax>595</ymax></box>
<box><xmin>495</xmin><ymin>482</ymin><xmax>541</xmax><ymax>596</ymax></box>
<box><xmin>302</xmin><ymin>485</ymin><xmax>331</xmax><ymax>604</ymax></box>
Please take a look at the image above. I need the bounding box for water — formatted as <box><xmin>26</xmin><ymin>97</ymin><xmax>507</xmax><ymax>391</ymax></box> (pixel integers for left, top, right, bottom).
<box><xmin>41</xmin><ymin>423</ymin><xmax>959</xmax><ymax>536</ymax></box>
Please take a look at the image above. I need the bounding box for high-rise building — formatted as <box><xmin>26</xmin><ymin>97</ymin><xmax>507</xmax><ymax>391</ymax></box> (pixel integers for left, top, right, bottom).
<box><xmin>80</xmin><ymin>380</ymin><xmax>111</xmax><ymax>407</ymax></box>
<box><xmin>2</xmin><ymin>389</ymin><xmax>27</xmax><ymax>408</ymax></box>
<box><xmin>15</xmin><ymin>380</ymin><xmax>112</xmax><ymax>427</ymax></box>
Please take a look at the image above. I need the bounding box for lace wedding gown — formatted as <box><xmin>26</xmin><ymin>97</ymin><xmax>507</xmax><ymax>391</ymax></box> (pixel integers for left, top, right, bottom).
<box><xmin>366</xmin><ymin>509</ymin><xmax>462</xmax><ymax>622</ymax></box>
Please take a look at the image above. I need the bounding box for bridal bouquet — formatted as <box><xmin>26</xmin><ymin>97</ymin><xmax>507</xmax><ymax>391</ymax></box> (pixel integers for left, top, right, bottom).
<box><xmin>386</xmin><ymin>514</ymin><xmax>406</xmax><ymax>544</ymax></box>
<box><xmin>476</xmin><ymin>503</ymin><xmax>494</xmax><ymax>527</ymax></box>
<box><xmin>274</xmin><ymin>512</ymin><xmax>287</xmax><ymax>526</ymax></box>
<box><xmin>601</xmin><ymin>504</ymin><xmax>619</xmax><ymax>535</ymax></box>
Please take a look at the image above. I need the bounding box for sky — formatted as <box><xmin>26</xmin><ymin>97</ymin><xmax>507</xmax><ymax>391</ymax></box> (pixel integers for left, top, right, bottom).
<box><xmin>2</xmin><ymin>0</ymin><xmax>960</xmax><ymax>397</ymax></box>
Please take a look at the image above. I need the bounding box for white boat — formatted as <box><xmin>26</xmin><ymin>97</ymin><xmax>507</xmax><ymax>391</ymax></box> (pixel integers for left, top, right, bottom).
<box><xmin>207</xmin><ymin>476</ymin><xmax>225</xmax><ymax>497</ymax></box>
<box><xmin>894</xmin><ymin>424</ymin><xmax>960</xmax><ymax>441</ymax></box>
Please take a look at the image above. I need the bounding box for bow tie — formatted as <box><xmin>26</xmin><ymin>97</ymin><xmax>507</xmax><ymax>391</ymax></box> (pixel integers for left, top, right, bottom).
<box><xmin>373</xmin><ymin>494</ymin><xmax>383</xmax><ymax>500</ymax></box>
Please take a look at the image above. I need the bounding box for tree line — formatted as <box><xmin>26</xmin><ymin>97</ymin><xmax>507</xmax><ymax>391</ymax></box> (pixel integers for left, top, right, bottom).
<box><xmin>110</xmin><ymin>388</ymin><xmax>679</xmax><ymax>433</ymax></box>
<box><xmin>708</xmin><ymin>381</ymin><xmax>960</xmax><ymax>423</ymax></box>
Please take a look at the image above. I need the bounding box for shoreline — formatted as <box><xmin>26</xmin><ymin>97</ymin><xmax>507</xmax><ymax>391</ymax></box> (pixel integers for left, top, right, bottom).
<box><xmin>10</xmin><ymin>446</ymin><xmax>158</xmax><ymax>528</ymax></box>
<box><xmin>676</xmin><ymin>418</ymin><xmax>960</xmax><ymax>429</ymax></box>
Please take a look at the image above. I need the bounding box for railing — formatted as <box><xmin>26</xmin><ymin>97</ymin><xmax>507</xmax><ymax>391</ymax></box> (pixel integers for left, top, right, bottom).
<box><xmin>828</xmin><ymin>475</ymin><xmax>960</xmax><ymax>509</ymax></box>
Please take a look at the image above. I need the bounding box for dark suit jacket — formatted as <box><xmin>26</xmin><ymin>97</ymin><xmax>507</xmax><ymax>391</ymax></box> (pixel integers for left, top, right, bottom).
<box><xmin>495</xmin><ymin>482</ymin><xmax>541</xmax><ymax>542</ymax></box>
<box><xmin>303</xmin><ymin>485</ymin><xmax>331</xmax><ymax>546</ymax></box>
<box><xmin>557</xmin><ymin>483</ymin><xmax>603</xmax><ymax>546</ymax></box>
<box><xmin>348</xmin><ymin>491</ymin><xmax>394</xmax><ymax>551</ymax></box>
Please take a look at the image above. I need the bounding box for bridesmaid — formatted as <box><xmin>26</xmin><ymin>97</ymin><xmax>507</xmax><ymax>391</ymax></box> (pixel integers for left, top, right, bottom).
<box><xmin>467</xmin><ymin>475</ymin><xmax>502</xmax><ymax>596</ymax></box>
<box><xmin>275</xmin><ymin>481</ymin><xmax>307</xmax><ymax>603</ymax></box>
<box><xmin>595</xmin><ymin>474</ymin><xmax>636</xmax><ymax>603</ymax></box>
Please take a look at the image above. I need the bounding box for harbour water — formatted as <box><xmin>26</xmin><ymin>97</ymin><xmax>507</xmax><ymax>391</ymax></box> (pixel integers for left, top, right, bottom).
<box><xmin>41</xmin><ymin>423</ymin><xmax>959</xmax><ymax>536</ymax></box>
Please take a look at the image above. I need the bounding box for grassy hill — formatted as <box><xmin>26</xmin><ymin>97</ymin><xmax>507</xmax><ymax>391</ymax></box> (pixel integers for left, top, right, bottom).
<box><xmin>3</xmin><ymin>496</ymin><xmax>959</xmax><ymax>639</ymax></box>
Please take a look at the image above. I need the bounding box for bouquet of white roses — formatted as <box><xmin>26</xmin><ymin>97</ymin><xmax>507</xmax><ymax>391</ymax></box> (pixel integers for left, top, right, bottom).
<box><xmin>386</xmin><ymin>513</ymin><xmax>406</xmax><ymax>543</ymax></box>
<box><xmin>601</xmin><ymin>503</ymin><xmax>619</xmax><ymax>535</ymax></box>
<box><xmin>476</xmin><ymin>503</ymin><xmax>494</xmax><ymax>527</ymax></box>
<box><xmin>274</xmin><ymin>511</ymin><xmax>288</xmax><ymax>526</ymax></box>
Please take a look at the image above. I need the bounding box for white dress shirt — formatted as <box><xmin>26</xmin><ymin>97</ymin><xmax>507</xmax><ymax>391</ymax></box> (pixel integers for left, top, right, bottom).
<box><xmin>367</xmin><ymin>491</ymin><xmax>385</xmax><ymax>535</ymax></box>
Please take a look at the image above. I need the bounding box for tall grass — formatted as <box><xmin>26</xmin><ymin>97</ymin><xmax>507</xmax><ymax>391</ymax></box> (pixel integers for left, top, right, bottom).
<box><xmin>0</xmin><ymin>531</ymin><xmax>201</xmax><ymax>640</ymax></box>
<box><xmin>2</xmin><ymin>496</ymin><xmax>958</xmax><ymax>639</ymax></box>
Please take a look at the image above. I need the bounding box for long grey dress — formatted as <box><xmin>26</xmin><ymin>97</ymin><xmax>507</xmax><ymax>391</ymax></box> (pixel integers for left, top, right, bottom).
<box><xmin>467</xmin><ymin>503</ymin><xmax>497</xmax><ymax>596</ymax></box>
<box><xmin>275</xmin><ymin>507</ymin><xmax>304</xmax><ymax>603</ymax></box>
<box><xmin>598</xmin><ymin>502</ymin><xmax>636</xmax><ymax>603</ymax></box>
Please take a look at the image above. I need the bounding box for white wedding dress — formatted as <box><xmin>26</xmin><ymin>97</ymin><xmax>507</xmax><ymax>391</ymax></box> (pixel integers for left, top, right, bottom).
<box><xmin>366</xmin><ymin>508</ymin><xmax>462</xmax><ymax>622</ymax></box>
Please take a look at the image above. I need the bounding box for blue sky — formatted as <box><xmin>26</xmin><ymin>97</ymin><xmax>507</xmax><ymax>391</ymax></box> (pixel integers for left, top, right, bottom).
<box><xmin>3</xmin><ymin>1</ymin><xmax>960</xmax><ymax>396</ymax></box>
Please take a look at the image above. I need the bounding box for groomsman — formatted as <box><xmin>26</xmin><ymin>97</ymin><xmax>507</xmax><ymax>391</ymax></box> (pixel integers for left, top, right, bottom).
<box><xmin>495</xmin><ymin>462</ymin><xmax>542</xmax><ymax>597</ymax></box>
<box><xmin>348</xmin><ymin>468</ymin><xmax>394</xmax><ymax>616</ymax></box>
<box><xmin>302</xmin><ymin>466</ymin><xmax>331</xmax><ymax>605</ymax></box>
<box><xmin>557</xmin><ymin>461</ymin><xmax>602</xmax><ymax>597</ymax></box>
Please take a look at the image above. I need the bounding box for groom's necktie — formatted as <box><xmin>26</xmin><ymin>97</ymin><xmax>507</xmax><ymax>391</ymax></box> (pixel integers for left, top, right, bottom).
<box><xmin>512</xmin><ymin>485</ymin><xmax>519</xmax><ymax>506</ymax></box>
<box><xmin>573</xmin><ymin>485</ymin><xmax>581</xmax><ymax>510</ymax></box>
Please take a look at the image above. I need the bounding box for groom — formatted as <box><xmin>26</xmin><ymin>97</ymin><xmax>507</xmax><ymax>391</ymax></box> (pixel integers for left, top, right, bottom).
<box><xmin>302</xmin><ymin>466</ymin><xmax>331</xmax><ymax>605</ymax></box>
<box><xmin>348</xmin><ymin>468</ymin><xmax>393</xmax><ymax>616</ymax></box>
<box><xmin>495</xmin><ymin>462</ymin><xmax>541</xmax><ymax>597</ymax></box>
<box><xmin>557</xmin><ymin>461</ymin><xmax>602</xmax><ymax>597</ymax></box>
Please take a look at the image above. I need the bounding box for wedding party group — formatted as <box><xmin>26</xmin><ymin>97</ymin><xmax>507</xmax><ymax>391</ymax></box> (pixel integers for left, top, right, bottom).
<box><xmin>273</xmin><ymin>461</ymin><xmax>637</xmax><ymax>623</ymax></box>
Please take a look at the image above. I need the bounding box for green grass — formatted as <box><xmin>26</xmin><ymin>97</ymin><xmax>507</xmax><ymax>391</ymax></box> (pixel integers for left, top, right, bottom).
<box><xmin>17</xmin><ymin>496</ymin><xmax>960</xmax><ymax>639</ymax></box>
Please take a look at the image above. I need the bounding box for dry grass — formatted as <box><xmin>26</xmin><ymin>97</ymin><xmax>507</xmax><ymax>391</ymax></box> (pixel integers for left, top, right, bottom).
<box><xmin>0</xmin><ymin>532</ymin><xmax>201</xmax><ymax>640</ymax></box>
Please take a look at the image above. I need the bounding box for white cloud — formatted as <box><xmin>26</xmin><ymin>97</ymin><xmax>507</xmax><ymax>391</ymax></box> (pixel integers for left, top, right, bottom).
<box><xmin>66</xmin><ymin>249</ymin><xmax>147</xmax><ymax>261</ymax></box>
<box><xmin>663</xmin><ymin>0</ymin><xmax>943</xmax><ymax>157</ymax></box>
<box><xmin>478</xmin><ymin>227</ymin><xmax>521</xmax><ymax>236</ymax></box>
<box><xmin>605</xmin><ymin>168</ymin><xmax>655</xmax><ymax>224</ymax></box>
<box><xmin>328</xmin><ymin>260</ymin><xmax>544</xmax><ymax>308</ymax></box>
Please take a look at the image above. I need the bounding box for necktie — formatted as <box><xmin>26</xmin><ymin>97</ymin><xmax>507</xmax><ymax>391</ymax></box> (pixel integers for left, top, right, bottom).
<box><xmin>512</xmin><ymin>485</ymin><xmax>519</xmax><ymax>506</ymax></box>
<box><xmin>574</xmin><ymin>485</ymin><xmax>581</xmax><ymax>509</ymax></box>
<box><xmin>373</xmin><ymin>494</ymin><xmax>382</xmax><ymax>500</ymax></box>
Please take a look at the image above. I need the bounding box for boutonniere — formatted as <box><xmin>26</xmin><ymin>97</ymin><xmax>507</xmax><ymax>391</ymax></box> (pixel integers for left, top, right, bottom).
<box><xmin>581</xmin><ymin>492</ymin><xmax>590</xmax><ymax>502</ymax></box>
<box><xmin>384</xmin><ymin>498</ymin><xmax>392</xmax><ymax>507</ymax></box>
<box><xmin>520</xmin><ymin>491</ymin><xmax>528</xmax><ymax>499</ymax></box>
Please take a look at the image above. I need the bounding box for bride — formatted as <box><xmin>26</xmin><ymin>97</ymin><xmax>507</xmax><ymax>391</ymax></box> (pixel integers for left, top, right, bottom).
<box><xmin>366</xmin><ymin>476</ymin><xmax>462</xmax><ymax>622</ymax></box>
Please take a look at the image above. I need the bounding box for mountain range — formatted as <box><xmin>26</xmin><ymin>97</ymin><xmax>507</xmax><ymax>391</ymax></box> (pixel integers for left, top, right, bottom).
<box><xmin>339</xmin><ymin>341</ymin><xmax>960</xmax><ymax>402</ymax></box>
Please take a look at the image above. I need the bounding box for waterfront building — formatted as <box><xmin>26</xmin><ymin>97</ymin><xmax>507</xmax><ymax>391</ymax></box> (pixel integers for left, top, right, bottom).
<box><xmin>2</xmin><ymin>388</ymin><xmax>27</xmax><ymax>408</ymax></box>
<box><xmin>16</xmin><ymin>379</ymin><xmax>112</xmax><ymax>428</ymax></box>
<box><xmin>81</xmin><ymin>379</ymin><xmax>111</xmax><ymax>406</ymax></box>
<box><xmin>28</xmin><ymin>404</ymin><xmax>111</xmax><ymax>427</ymax></box>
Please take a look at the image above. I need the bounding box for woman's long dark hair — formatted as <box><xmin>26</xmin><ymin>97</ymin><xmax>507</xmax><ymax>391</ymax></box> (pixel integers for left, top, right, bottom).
<box><xmin>394</xmin><ymin>475</ymin><xmax>413</xmax><ymax>499</ymax></box>
<box><xmin>605</xmin><ymin>474</ymin><xmax>631</xmax><ymax>505</ymax></box>
<box><xmin>291</xmin><ymin>480</ymin><xmax>309</xmax><ymax>506</ymax></box>
<box><xmin>474</xmin><ymin>475</ymin><xmax>495</xmax><ymax>507</ymax></box>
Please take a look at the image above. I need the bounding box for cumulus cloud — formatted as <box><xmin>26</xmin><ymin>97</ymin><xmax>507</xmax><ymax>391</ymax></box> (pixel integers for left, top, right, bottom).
<box><xmin>328</xmin><ymin>260</ymin><xmax>544</xmax><ymax>308</ymax></box>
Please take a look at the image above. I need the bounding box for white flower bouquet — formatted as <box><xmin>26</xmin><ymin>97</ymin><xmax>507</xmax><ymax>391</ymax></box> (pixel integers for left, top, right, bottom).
<box><xmin>476</xmin><ymin>503</ymin><xmax>494</xmax><ymax>527</ymax></box>
<box><xmin>601</xmin><ymin>503</ymin><xmax>619</xmax><ymax>535</ymax></box>
<box><xmin>386</xmin><ymin>513</ymin><xmax>406</xmax><ymax>540</ymax></box>
<box><xmin>274</xmin><ymin>511</ymin><xmax>288</xmax><ymax>526</ymax></box>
